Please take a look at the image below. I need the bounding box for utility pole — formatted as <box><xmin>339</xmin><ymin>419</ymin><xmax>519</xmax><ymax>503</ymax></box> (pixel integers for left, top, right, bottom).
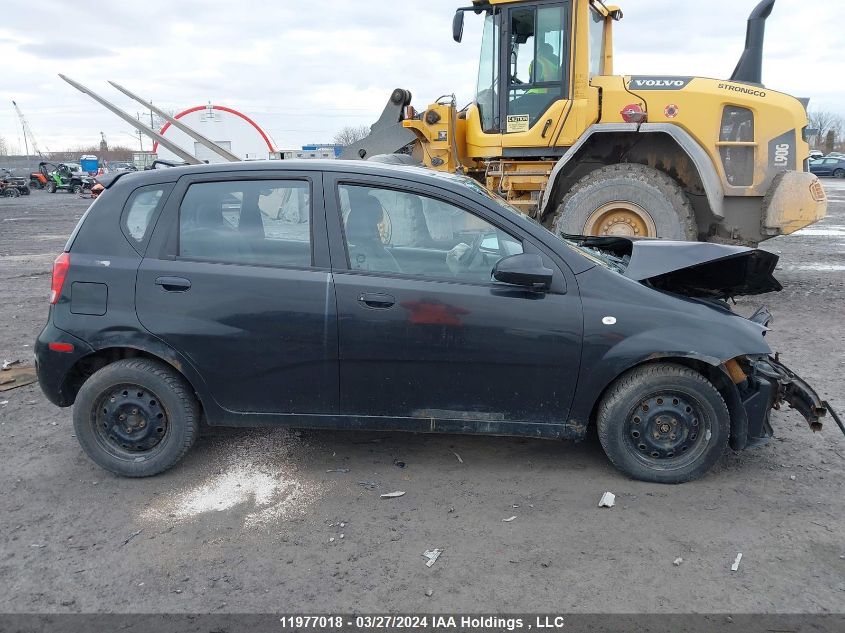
<box><xmin>136</xmin><ymin>112</ymin><xmax>144</xmax><ymax>152</ymax></box>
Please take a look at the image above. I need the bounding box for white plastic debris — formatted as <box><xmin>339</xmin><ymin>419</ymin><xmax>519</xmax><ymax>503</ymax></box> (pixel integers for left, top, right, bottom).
<box><xmin>673</xmin><ymin>557</ymin><xmax>683</xmax><ymax>566</ymax></box>
<box><xmin>2</xmin><ymin>359</ymin><xmax>22</xmax><ymax>371</ymax></box>
<box><xmin>328</xmin><ymin>537</ymin><xmax>335</xmax><ymax>543</ymax></box>
<box><xmin>452</xmin><ymin>451</ymin><xmax>463</xmax><ymax>464</ymax></box>
<box><xmin>380</xmin><ymin>491</ymin><xmax>405</xmax><ymax>499</ymax></box>
<box><xmin>422</xmin><ymin>548</ymin><xmax>442</xmax><ymax>567</ymax></box>
<box><xmin>789</xmin><ymin>475</ymin><xmax>796</xmax><ymax>481</ymax></box>
<box><xmin>502</xmin><ymin>516</ymin><xmax>517</xmax><ymax>522</ymax></box>
<box><xmin>598</xmin><ymin>492</ymin><xmax>616</xmax><ymax>508</ymax></box>
<box><xmin>731</xmin><ymin>553</ymin><xmax>743</xmax><ymax>571</ymax></box>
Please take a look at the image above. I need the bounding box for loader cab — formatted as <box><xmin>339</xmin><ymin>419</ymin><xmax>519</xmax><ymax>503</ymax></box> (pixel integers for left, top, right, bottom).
<box><xmin>459</xmin><ymin>0</ymin><xmax>618</xmax><ymax>152</ymax></box>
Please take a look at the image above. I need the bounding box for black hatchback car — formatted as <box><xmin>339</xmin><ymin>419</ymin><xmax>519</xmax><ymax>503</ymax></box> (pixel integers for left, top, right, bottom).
<box><xmin>36</xmin><ymin>161</ymin><xmax>840</xmax><ymax>483</ymax></box>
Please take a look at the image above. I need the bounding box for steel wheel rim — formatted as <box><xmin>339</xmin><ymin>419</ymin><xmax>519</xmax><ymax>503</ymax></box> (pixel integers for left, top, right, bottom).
<box><xmin>622</xmin><ymin>390</ymin><xmax>711</xmax><ymax>470</ymax></box>
<box><xmin>584</xmin><ymin>201</ymin><xmax>657</xmax><ymax>237</ymax></box>
<box><xmin>92</xmin><ymin>383</ymin><xmax>169</xmax><ymax>458</ymax></box>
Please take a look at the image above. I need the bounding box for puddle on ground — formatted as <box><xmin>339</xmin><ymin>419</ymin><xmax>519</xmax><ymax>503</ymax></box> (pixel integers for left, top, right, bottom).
<box><xmin>793</xmin><ymin>225</ymin><xmax>845</xmax><ymax>237</ymax></box>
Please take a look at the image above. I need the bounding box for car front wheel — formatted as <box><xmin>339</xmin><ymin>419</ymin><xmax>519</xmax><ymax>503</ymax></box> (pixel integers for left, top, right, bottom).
<box><xmin>596</xmin><ymin>363</ymin><xmax>729</xmax><ymax>484</ymax></box>
<box><xmin>73</xmin><ymin>358</ymin><xmax>199</xmax><ymax>477</ymax></box>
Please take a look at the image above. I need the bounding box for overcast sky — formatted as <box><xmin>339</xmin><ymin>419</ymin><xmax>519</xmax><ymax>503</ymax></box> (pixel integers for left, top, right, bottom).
<box><xmin>2</xmin><ymin>0</ymin><xmax>842</xmax><ymax>155</ymax></box>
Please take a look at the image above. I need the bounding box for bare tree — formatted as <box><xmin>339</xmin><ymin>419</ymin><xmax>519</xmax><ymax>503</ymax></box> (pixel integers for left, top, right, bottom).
<box><xmin>333</xmin><ymin>125</ymin><xmax>371</xmax><ymax>147</ymax></box>
<box><xmin>807</xmin><ymin>109</ymin><xmax>843</xmax><ymax>150</ymax></box>
<box><xmin>0</xmin><ymin>135</ymin><xmax>8</xmax><ymax>156</ymax></box>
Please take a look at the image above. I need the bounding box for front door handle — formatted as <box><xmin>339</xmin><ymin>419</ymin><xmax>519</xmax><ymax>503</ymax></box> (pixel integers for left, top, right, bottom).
<box><xmin>357</xmin><ymin>292</ymin><xmax>395</xmax><ymax>308</ymax></box>
<box><xmin>155</xmin><ymin>276</ymin><xmax>191</xmax><ymax>292</ymax></box>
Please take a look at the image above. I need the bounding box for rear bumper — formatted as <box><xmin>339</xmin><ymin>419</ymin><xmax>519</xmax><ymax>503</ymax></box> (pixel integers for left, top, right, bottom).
<box><xmin>762</xmin><ymin>171</ymin><xmax>827</xmax><ymax>236</ymax></box>
<box><xmin>739</xmin><ymin>355</ymin><xmax>842</xmax><ymax>445</ymax></box>
<box><xmin>35</xmin><ymin>321</ymin><xmax>93</xmax><ymax>407</ymax></box>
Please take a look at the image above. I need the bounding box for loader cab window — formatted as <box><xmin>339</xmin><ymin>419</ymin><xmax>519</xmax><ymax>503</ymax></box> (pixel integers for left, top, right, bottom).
<box><xmin>506</xmin><ymin>3</ymin><xmax>566</xmax><ymax>132</ymax></box>
<box><xmin>588</xmin><ymin>7</ymin><xmax>605</xmax><ymax>77</ymax></box>
<box><xmin>475</xmin><ymin>11</ymin><xmax>501</xmax><ymax>133</ymax></box>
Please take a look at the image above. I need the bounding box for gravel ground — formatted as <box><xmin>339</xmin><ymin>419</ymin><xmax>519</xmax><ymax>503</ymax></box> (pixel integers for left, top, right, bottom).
<box><xmin>0</xmin><ymin>185</ymin><xmax>843</xmax><ymax>616</ymax></box>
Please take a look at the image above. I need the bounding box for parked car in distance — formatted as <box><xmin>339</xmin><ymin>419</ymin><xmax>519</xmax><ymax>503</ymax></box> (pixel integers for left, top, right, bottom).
<box><xmin>35</xmin><ymin>161</ymin><xmax>841</xmax><ymax>483</ymax></box>
<box><xmin>106</xmin><ymin>161</ymin><xmax>137</xmax><ymax>172</ymax></box>
<box><xmin>808</xmin><ymin>150</ymin><xmax>824</xmax><ymax>161</ymax></box>
<box><xmin>809</xmin><ymin>156</ymin><xmax>845</xmax><ymax>178</ymax></box>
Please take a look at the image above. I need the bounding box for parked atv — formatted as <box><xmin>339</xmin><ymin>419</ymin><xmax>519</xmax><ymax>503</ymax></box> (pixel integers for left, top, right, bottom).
<box><xmin>40</xmin><ymin>162</ymin><xmax>94</xmax><ymax>194</ymax></box>
<box><xmin>0</xmin><ymin>169</ymin><xmax>30</xmax><ymax>197</ymax></box>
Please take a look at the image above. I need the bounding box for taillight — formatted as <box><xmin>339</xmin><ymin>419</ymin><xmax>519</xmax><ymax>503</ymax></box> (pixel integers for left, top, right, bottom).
<box><xmin>50</xmin><ymin>252</ymin><xmax>70</xmax><ymax>304</ymax></box>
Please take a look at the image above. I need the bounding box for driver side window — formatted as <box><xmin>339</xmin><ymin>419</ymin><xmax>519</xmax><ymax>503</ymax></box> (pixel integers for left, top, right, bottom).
<box><xmin>338</xmin><ymin>184</ymin><xmax>523</xmax><ymax>283</ymax></box>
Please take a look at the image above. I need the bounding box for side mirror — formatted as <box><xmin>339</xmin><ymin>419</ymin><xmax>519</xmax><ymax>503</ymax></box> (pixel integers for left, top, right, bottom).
<box><xmin>452</xmin><ymin>10</ymin><xmax>465</xmax><ymax>43</ymax></box>
<box><xmin>493</xmin><ymin>253</ymin><xmax>553</xmax><ymax>290</ymax></box>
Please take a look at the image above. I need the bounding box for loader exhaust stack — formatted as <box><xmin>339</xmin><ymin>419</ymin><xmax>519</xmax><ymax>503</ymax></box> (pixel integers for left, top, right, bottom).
<box><xmin>730</xmin><ymin>0</ymin><xmax>776</xmax><ymax>85</ymax></box>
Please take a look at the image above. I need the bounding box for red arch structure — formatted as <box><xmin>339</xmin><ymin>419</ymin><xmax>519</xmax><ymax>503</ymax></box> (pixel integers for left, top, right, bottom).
<box><xmin>152</xmin><ymin>104</ymin><xmax>274</xmax><ymax>155</ymax></box>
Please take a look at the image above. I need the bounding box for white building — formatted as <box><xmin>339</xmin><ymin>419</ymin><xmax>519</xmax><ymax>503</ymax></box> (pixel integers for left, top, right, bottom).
<box><xmin>153</xmin><ymin>104</ymin><xmax>275</xmax><ymax>163</ymax></box>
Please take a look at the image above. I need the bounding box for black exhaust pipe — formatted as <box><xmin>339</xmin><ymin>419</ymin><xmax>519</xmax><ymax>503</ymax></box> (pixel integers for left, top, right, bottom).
<box><xmin>730</xmin><ymin>0</ymin><xmax>776</xmax><ymax>85</ymax></box>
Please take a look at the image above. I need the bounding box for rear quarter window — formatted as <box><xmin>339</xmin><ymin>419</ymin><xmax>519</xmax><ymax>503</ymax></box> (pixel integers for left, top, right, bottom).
<box><xmin>121</xmin><ymin>183</ymin><xmax>173</xmax><ymax>251</ymax></box>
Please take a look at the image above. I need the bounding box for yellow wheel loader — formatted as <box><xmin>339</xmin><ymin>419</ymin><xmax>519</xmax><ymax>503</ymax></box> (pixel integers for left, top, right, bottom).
<box><xmin>341</xmin><ymin>0</ymin><xmax>827</xmax><ymax>244</ymax></box>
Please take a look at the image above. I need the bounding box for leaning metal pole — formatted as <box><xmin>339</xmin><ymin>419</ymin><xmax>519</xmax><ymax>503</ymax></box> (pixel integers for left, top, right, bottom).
<box><xmin>108</xmin><ymin>81</ymin><xmax>240</xmax><ymax>162</ymax></box>
<box><xmin>58</xmin><ymin>74</ymin><xmax>203</xmax><ymax>165</ymax></box>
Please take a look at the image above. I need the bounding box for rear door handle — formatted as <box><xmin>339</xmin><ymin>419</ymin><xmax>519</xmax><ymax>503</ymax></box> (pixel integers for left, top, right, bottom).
<box><xmin>155</xmin><ymin>276</ymin><xmax>191</xmax><ymax>292</ymax></box>
<box><xmin>357</xmin><ymin>292</ymin><xmax>395</xmax><ymax>308</ymax></box>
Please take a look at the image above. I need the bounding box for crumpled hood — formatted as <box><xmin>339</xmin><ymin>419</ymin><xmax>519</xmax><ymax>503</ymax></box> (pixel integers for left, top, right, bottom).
<box><xmin>569</xmin><ymin>236</ymin><xmax>782</xmax><ymax>299</ymax></box>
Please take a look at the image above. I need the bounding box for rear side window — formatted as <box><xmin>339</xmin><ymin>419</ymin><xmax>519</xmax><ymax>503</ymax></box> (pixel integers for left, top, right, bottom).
<box><xmin>178</xmin><ymin>179</ymin><xmax>311</xmax><ymax>268</ymax></box>
<box><xmin>122</xmin><ymin>184</ymin><xmax>171</xmax><ymax>246</ymax></box>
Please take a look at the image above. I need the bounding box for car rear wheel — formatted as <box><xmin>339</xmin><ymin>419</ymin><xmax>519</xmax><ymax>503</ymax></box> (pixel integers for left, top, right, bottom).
<box><xmin>73</xmin><ymin>358</ymin><xmax>199</xmax><ymax>477</ymax></box>
<box><xmin>834</xmin><ymin>168</ymin><xmax>845</xmax><ymax>179</ymax></box>
<box><xmin>596</xmin><ymin>363</ymin><xmax>729</xmax><ymax>483</ymax></box>
<box><xmin>46</xmin><ymin>182</ymin><xmax>57</xmax><ymax>193</ymax></box>
<box><xmin>72</xmin><ymin>184</ymin><xmax>84</xmax><ymax>194</ymax></box>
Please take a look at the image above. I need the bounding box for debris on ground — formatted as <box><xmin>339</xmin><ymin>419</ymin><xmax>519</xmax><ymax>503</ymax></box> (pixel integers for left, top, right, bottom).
<box><xmin>789</xmin><ymin>475</ymin><xmax>797</xmax><ymax>481</ymax></box>
<box><xmin>358</xmin><ymin>481</ymin><xmax>378</xmax><ymax>490</ymax></box>
<box><xmin>2</xmin><ymin>359</ymin><xmax>22</xmax><ymax>370</ymax></box>
<box><xmin>422</xmin><ymin>548</ymin><xmax>442</xmax><ymax>567</ymax></box>
<box><xmin>121</xmin><ymin>529</ymin><xmax>142</xmax><ymax>547</ymax></box>
<box><xmin>502</xmin><ymin>515</ymin><xmax>517</xmax><ymax>522</ymax></box>
<box><xmin>326</xmin><ymin>468</ymin><xmax>350</xmax><ymax>473</ymax></box>
<box><xmin>673</xmin><ymin>557</ymin><xmax>684</xmax><ymax>566</ymax></box>
<box><xmin>731</xmin><ymin>553</ymin><xmax>743</xmax><ymax>572</ymax></box>
<box><xmin>380</xmin><ymin>491</ymin><xmax>405</xmax><ymax>499</ymax></box>
<box><xmin>452</xmin><ymin>451</ymin><xmax>463</xmax><ymax>464</ymax></box>
<box><xmin>393</xmin><ymin>459</ymin><xmax>406</xmax><ymax>469</ymax></box>
<box><xmin>0</xmin><ymin>400</ymin><xmax>8</xmax><ymax>406</ymax></box>
<box><xmin>598</xmin><ymin>492</ymin><xmax>616</xmax><ymax>508</ymax></box>
<box><xmin>425</xmin><ymin>589</ymin><xmax>434</xmax><ymax>597</ymax></box>
<box><xmin>0</xmin><ymin>363</ymin><xmax>38</xmax><ymax>391</ymax></box>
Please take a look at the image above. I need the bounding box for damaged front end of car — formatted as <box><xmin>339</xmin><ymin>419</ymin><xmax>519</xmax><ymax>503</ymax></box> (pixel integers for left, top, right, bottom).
<box><xmin>724</xmin><ymin>353</ymin><xmax>844</xmax><ymax>449</ymax></box>
<box><xmin>564</xmin><ymin>233</ymin><xmax>843</xmax><ymax>450</ymax></box>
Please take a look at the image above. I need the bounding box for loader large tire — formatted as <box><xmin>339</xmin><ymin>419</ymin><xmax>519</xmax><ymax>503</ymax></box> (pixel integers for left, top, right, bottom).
<box><xmin>552</xmin><ymin>164</ymin><xmax>697</xmax><ymax>241</ymax></box>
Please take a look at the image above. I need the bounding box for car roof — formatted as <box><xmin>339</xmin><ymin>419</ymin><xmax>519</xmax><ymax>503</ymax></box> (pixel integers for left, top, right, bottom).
<box><xmin>107</xmin><ymin>159</ymin><xmax>472</xmax><ymax>193</ymax></box>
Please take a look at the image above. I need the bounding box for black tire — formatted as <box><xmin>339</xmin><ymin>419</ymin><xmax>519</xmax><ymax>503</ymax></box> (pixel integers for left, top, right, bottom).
<box><xmin>3</xmin><ymin>187</ymin><xmax>20</xmax><ymax>198</ymax></box>
<box><xmin>20</xmin><ymin>186</ymin><xmax>30</xmax><ymax>196</ymax></box>
<box><xmin>834</xmin><ymin>168</ymin><xmax>845</xmax><ymax>178</ymax></box>
<box><xmin>73</xmin><ymin>358</ymin><xmax>199</xmax><ymax>477</ymax></box>
<box><xmin>72</xmin><ymin>184</ymin><xmax>84</xmax><ymax>194</ymax></box>
<box><xmin>46</xmin><ymin>181</ymin><xmax>57</xmax><ymax>193</ymax></box>
<box><xmin>30</xmin><ymin>179</ymin><xmax>43</xmax><ymax>190</ymax></box>
<box><xmin>596</xmin><ymin>363</ymin><xmax>729</xmax><ymax>484</ymax></box>
<box><xmin>552</xmin><ymin>164</ymin><xmax>697</xmax><ymax>240</ymax></box>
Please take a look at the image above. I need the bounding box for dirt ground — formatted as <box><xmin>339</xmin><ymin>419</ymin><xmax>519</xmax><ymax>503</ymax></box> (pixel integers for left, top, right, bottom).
<box><xmin>0</xmin><ymin>183</ymin><xmax>843</xmax><ymax>617</ymax></box>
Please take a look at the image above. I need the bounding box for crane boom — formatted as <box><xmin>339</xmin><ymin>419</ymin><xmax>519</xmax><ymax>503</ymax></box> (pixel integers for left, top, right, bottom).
<box><xmin>12</xmin><ymin>100</ymin><xmax>42</xmax><ymax>157</ymax></box>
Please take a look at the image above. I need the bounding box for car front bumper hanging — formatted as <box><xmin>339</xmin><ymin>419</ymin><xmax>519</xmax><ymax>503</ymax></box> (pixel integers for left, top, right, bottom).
<box><xmin>743</xmin><ymin>355</ymin><xmax>844</xmax><ymax>442</ymax></box>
